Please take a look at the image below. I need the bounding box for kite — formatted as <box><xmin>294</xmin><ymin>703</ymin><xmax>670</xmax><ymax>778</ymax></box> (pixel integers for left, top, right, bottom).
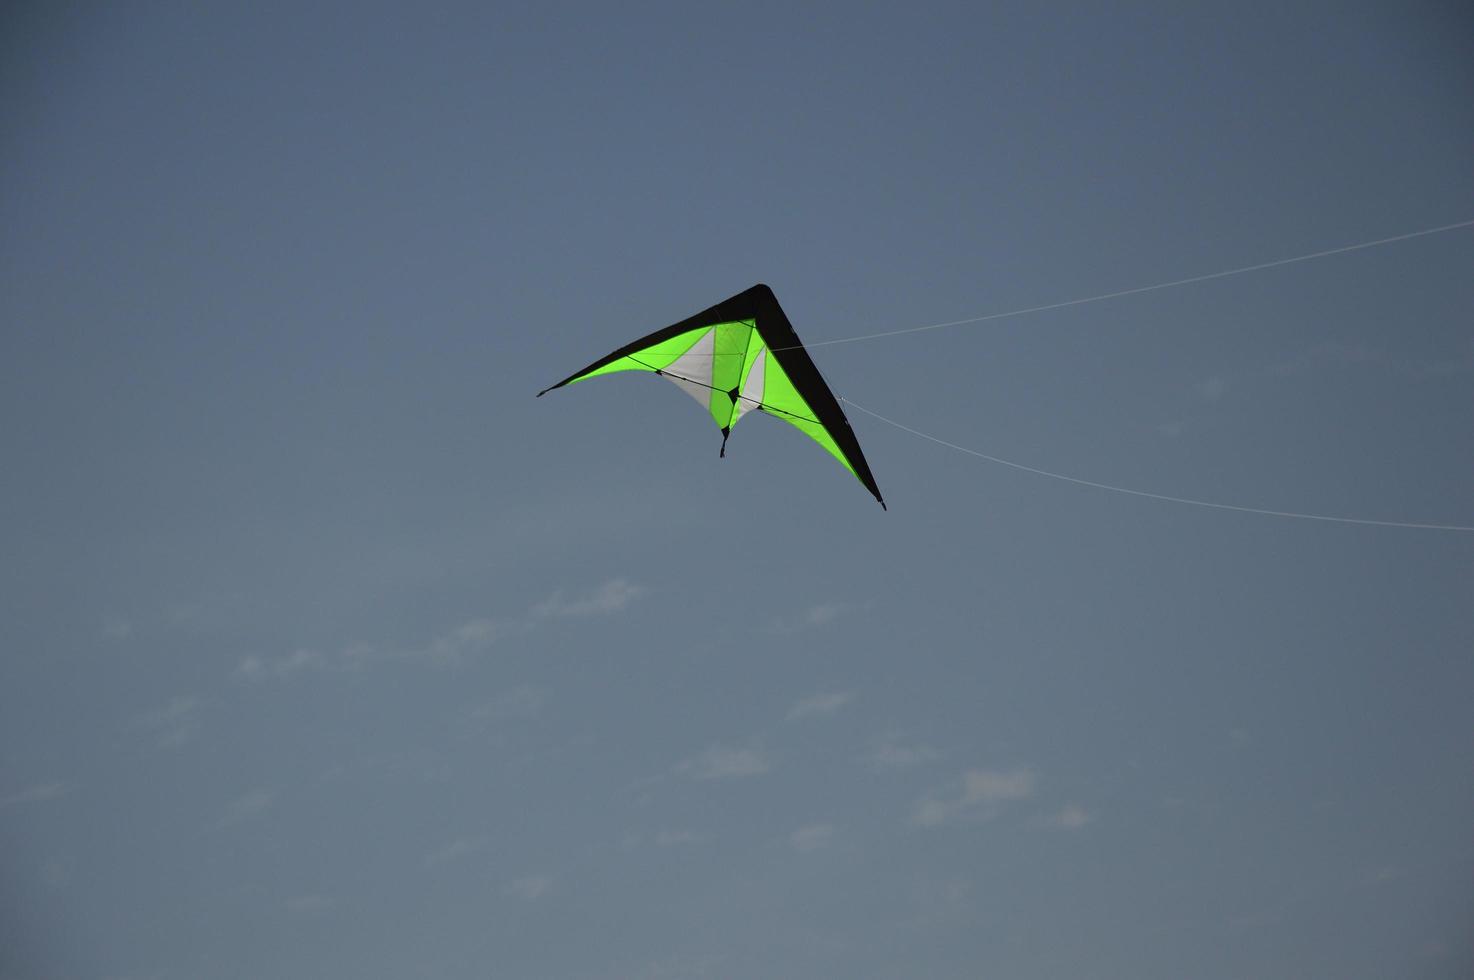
<box><xmin>538</xmin><ymin>284</ymin><xmax>885</xmax><ymax>508</ymax></box>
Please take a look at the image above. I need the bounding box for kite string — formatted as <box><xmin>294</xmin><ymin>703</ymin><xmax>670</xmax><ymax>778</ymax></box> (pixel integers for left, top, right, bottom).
<box><xmin>839</xmin><ymin>396</ymin><xmax>1474</xmax><ymax>532</ymax></box>
<box><xmin>784</xmin><ymin>219</ymin><xmax>1474</xmax><ymax>351</ymax></box>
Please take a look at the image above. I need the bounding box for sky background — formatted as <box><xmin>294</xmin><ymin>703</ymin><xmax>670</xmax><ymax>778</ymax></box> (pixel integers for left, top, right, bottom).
<box><xmin>2</xmin><ymin>2</ymin><xmax>1472</xmax><ymax>978</ymax></box>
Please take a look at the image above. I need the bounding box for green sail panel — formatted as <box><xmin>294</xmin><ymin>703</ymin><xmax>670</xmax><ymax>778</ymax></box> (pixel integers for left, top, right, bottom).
<box><xmin>756</xmin><ymin>353</ymin><xmax>856</xmax><ymax>478</ymax></box>
<box><xmin>707</xmin><ymin>319</ymin><xmax>755</xmax><ymax>429</ymax></box>
<box><xmin>566</xmin><ymin>325</ymin><xmax>712</xmax><ymax>383</ymax></box>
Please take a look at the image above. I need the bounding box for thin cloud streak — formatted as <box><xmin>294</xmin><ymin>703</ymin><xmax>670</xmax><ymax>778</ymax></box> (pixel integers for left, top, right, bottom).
<box><xmin>0</xmin><ymin>781</ymin><xmax>72</xmax><ymax>809</ymax></box>
<box><xmin>790</xmin><ymin>823</ymin><xmax>835</xmax><ymax>852</ymax></box>
<box><xmin>133</xmin><ymin>695</ymin><xmax>205</xmax><ymax>747</ymax></box>
<box><xmin>216</xmin><ymin>788</ymin><xmax>275</xmax><ymax>829</ymax></box>
<box><xmin>786</xmin><ymin>690</ymin><xmax>855</xmax><ymax>721</ymax></box>
<box><xmin>424</xmin><ymin>837</ymin><xmax>491</xmax><ymax>868</ymax></box>
<box><xmin>533</xmin><ymin>578</ymin><xmax>646</xmax><ymax>618</ymax></box>
<box><xmin>865</xmin><ymin>731</ymin><xmax>941</xmax><ymax>770</ymax></box>
<box><xmin>771</xmin><ymin>601</ymin><xmax>860</xmax><ymax>633</ymax></box>
<box><xmin>233</xmin><ymin>579</ymin><xmax>645</xmax><ymax>683</ymax></box>
<box><xmin>505</xmin><ymin>874</ymin><xmax>554</xmax><ymax>900</ymax></box>
<box><xmin>912</xmin><ymin>767</ymin><xmax>1036</xmax><ymax>827</ymax></box>
<box><xmin>677</xmin><ymin>745</ymin><xmax>770</xmax><ymax>781</ymax></box>
<box><xmin>1042</xmin><ymin>803</ymin><xmax>1093</xmax><ymax>829</ymax></box>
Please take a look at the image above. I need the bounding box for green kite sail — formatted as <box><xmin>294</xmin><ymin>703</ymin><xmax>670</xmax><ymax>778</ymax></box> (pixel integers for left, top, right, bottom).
<box><xmin>538</xmin><ymin>284</ymin><xmax>884</xmax><ymax>508</ymax></box>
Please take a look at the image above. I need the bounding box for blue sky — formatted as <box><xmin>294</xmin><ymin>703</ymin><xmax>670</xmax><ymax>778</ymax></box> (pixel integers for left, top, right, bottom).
<box><xmin>2</xmin><ymin>2</ymin><xmax>1471</xmax><ymax>978</ymax></box>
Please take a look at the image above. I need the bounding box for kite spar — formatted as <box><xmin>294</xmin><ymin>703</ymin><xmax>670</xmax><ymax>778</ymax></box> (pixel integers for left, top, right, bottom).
<box><xmin>538</xmin><ymin>284</ymin><xmax>884</xmax><ymax>508</ymax></box>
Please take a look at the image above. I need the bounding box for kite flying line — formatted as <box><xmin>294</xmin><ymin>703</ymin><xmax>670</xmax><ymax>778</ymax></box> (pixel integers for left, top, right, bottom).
<box><xmin>818</xmin><ymin>219</ymin><xmax>1474</xmax><ymax>530</ymax></box>
<box><xmin>790</xmin><ymin>219</ymin><xmax>1474</xmax><ymax>351</ymax></box>
<box><xmin>840</xmin><ymin>396</ymin><xmax>1474</xmax><ymax>532</ymax></box>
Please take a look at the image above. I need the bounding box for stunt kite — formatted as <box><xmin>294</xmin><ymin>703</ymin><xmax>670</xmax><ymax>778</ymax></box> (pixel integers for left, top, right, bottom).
<box><xmin>538</xmin><ymin>284</ymin><xmax>884</xmax><ymax>508</ymax></box>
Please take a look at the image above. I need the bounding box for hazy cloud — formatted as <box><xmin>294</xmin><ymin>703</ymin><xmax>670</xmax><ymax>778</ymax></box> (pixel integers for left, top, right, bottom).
<box><xmin>786</xmin><ymin>690</ymin><xmax>855</xmax><ymax>721</ymax></box>
<box><xmin>625</xmin><ymin>828</ymin><xmax>709</xmax><ymax>849</ymax></box>
<box><xmin>418</xmin><ymin>618</ymin><xmax>504</xmax><ymax>664</ymax></box>
<box><xmin>912</xmin><ymin>767</ymin><xmax>1036</xmax><ymax>827</ymax></box>
<box><xmin>533</xmin><ymin>578</ymin><xmax>645</xmax><ymax>618</ymax></box>
<box><xmin>1209</xmin><ymin>340</ymin><xmax>1473</xmax><ymax>416</ymax></box>
<box><xmin>217</xmin><ymin>788</ymin><xmax>275</xmax><ymax>828</ymax></box>
<box><xmin>802</xmin><ymin>603</ymin><xmax>846</xmax><ymax>626</ymax></box>
<box><xmin>907</xmin><ymin>875</ymin><xmax>975</xmax><ymax>929</ymax></box>
<box><xmin>678</xmin><ymin>745</ymin><xmax>770</xmax><ymax>780</ymax></box>
<box><xmin>1156</xmin><ymin>419</ymin><xmax>1188</xmax><ymax>437</ymax></box>
<box><xmin>505</xmin><ymin>874</ymin><xmax>554</xmax><ymax>900</ymax></box>
<box><xmin>774</xmin><ymin>601</ymin><xmax>856</xmax><ymax>632</ymax></box>
<box><xmin>323</xmin><ymin>750</ymin><xmax>450</xmax><ymax>784</ymax></box>
<box><xmin>865</xmin><ymin>731</ymin><xmax>941</xmax><ymax>770</ymax></box>
<box><xmin>1197</xmin><ymin>376</ymin><xmax>1227</xmax><ymax>401</ymax></box>
<box><xmin>234</xmin><ymin>580</ymin><xmax>643</xmax><ymax>685</ymax></box>
<box><xmin>0</xmin><ymin>781</ymin><xmax>71</xmax><ymax>810</ymax></box>
<box><xmin>1265</xmin><ymin>341</ymin><xmax>1386</xmax><ymax>377</ymax></box>
<box><xmin>234</xmin><ymin>649</ymin><xmax>326</xmax><ymax>682</ymax></box>
<box><xmin>424</xmin><ymin>836</ymin><xmax>490</xmax><ymax>868</ymax></box>
<box><xmin>101</xmin><ymin>618</ymin><xmax>133</xmax><ymax>639</ymax></box>
<box><xmin>464</xmin><ymin>685</ymin><xmax>546</xmax><ymax>727</ymax></box>
<box><xmin>790</xmin><ymin>823</ymin><xmax>835</xmax><ymax>852</ymax></box>
<box><xmin>134</xmin><ymin>695</ymin><xmax>204</xmax><ymax>747</ymax></box>
<box><xmin>1042</xmin><ymin>803</ymin><xmax>1092</xmax><ymax>829</ymax></box>
<box><xmin>240</xmin><ymin>619</ymin><xmax>510</xmax><ymax>680</ymax></box>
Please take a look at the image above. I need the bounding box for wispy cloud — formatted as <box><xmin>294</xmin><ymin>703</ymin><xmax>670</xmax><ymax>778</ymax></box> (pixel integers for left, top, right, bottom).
<box><xmin>416</xmin><ymin>618</ymin><xmax>504</xmax><ymax>664</ymax></box>
<box><xmin>864</xmin><ymin>731</ymin><xmax>940</xmax><ymax>770</ymax></box>
<box><xmin>1197</xmin><ymin>376</ymin><xmax>1227</xmax><ymax>402</ymax></box>
<box><xmin>1041</xmin><ymin>803</ymin><xmax>1092</xmax><ymax>830</ymax></box>
<box><xmin>911</xmin><ymin>767</ymin><xmax>1036</xmax><ymax>828</ymax></box>
<box><xmin>217</xmin><ymin>788</ymin><xmax>275</xmax><ymax>828</ymax></box>
<box><xmin>789</xmin><ymin>823</ymin><xmax>835</xmax><ymax>852</ymax></box>
<box><xmin>0</xmin><ymin>781</ymin><xmax>71</xmax><ymax>810</ymax></box>
<box><xmin>323</xmin><ymin>750</ymin><xmax>450</xmax><ymax>784</ymax></box>
<box><xmin>1156</xmin><ymin>419</ymin><xmax>1188</xmax><ymax>437</ymax></box>
<box><xmin>1164</xmin><ymin>341</ymin><xmax>1474</xmax><ymax>442</ymax></box>
<box><xmin>906</xmin><ymin>875</ymin><xmax>975</xmax><ymax>929</ymax></box>
<box><xmin>773</xmin><ymin>601</ymin><xmax>857</xmax><ymax>633</ymax></box>
<box><xmin>133</xmin><ymin>695</ymin><xmax>204</xmax><ymax>747</ymax></box>
<box><xmin>1265</xmin><ymin>340</ymin><xmax>1389</xmax><ymax>377</ymax></box>
<box><xmin>236</xmin><ymin>579</ymin><xmax>643</xmax><ymax>684</ymax></box>
<box><xmin>234</xmin><ymin>619</ymin><xmax>505</xmax><ymax>682</ymax></box>
<box><xmin>101</xmin><ymin>618</ymin><xmax>133</xmax><ymax>639</ymax></box>
<box><xmin>786</xmin><ymin>690</ymin><xmax>855</xmax><ymax>721</ymax></box>
<box><xmin>622</xmin><ymin>828</ymin><xmax>710</xmax><ymax>850</ymax></box>
<box><xmin>505</xmin><ymin>874</ymin><xmax>554</xmax><ymax>900</ymax></box>
<box><xmin>533</xmin><ymin>578</ymin><xmax>646</xmax><ymax>618</ymax></box>
<box><xmin>424</xmin><ymin>836</ymin><xmax>490</xmax><ymax>868</ymax></box>
<box><xmin>234</xmin><ymin>649</ymin><xmax>327</xmax><ymax>682</ymax></box>
<box><xmin>464</xmin><ymin>685</ymin><xmax>546</xmax><ymax>728</ymax></box>
<box><xmin>677</xmin><ymin>744</ymin><xmax>770</xmax><ymax>780</ymax></box>
<box><xmin>801</xmin><ymin>603</ymin><xmax>846</xmax><ymax>627</ymax></box>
